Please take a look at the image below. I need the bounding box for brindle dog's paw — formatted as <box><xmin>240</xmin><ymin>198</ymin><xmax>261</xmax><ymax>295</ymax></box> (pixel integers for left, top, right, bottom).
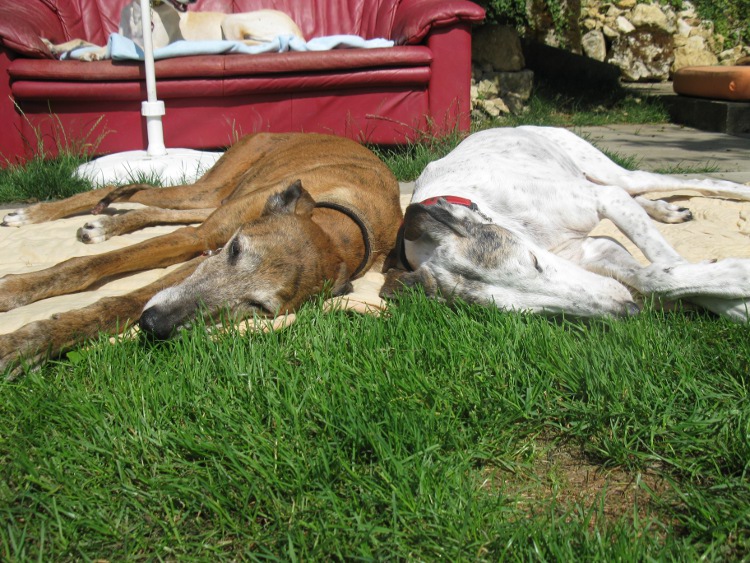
<box><xmin>2</xmin><ymin>208</ymin><xmax>30</xmax><ymax>227</ymax></box>
<box><xmin>0</xmin><ymin>325</ymin><xmax>45</xmax><ymax>380</ymax></box>
<box><xmin>77</xmin><ymin>218</ymin><xmax>110</xmax><ymax>244</ymax></box>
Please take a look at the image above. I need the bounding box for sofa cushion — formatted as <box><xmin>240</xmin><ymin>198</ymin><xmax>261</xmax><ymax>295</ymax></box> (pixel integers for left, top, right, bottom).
<box><xmin>11</xmin><ymin>66</ymin><xmax>431</xmax><ymax>100</ymax></box>
<box><xmin>673</xmin><ymin>66</ymin><xmax>750</xmax><ymax>102</ymax></box>
<box><xmin>2</xmin><ymin>0</ymin><xmax>485</xmax><ymax>56</ymax></box>
<box><xmin>9</xmin><ymin>46</ymin><xmax>432</xmax><ymax>82</ymax></box>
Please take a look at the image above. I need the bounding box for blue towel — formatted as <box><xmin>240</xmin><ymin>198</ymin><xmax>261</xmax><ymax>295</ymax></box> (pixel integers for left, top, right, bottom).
<box><xmin>61</xmin><ymin>33</ymin><xmax>394</xmax><ymax>61</ymax></box>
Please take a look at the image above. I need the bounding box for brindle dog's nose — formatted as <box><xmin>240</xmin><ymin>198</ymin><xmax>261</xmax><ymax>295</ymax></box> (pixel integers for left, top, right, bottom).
<box><xmin>139</xmin><ymin>307</ymin><xmax>176</xmax><ymax>340</ymax></box>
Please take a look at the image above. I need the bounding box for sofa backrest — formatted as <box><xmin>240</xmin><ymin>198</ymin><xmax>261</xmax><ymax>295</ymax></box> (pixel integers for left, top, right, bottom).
<box><xmin>40</xmin><ymin>0</ymin><xmax>131</xmax><ymax>45</ymax></box>
<box><xmin>196</xmin><ymin>0</ymin><xmax>401</xmax><ymax>39</ymax></box>
<box><xmin>38</xmin><ymin>0</ymin><xmax>403</xmax><ymax>44</ymax></box>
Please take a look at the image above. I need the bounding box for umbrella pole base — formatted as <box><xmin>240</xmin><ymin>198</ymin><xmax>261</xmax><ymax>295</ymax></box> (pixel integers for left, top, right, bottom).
<box><xmin>75</xmin><ymin>148</ymin><xmax>223</xmax><ymax>187</ymax></box>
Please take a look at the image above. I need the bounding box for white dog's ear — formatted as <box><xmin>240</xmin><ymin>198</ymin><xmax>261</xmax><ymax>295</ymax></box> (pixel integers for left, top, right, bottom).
<box><xmin>403</xmin><ymin>203</ymin><xmax>471</xmax><ymax>242</ymax></box>
<box><xmin>263</xmin><ymin>180</ymin><xmax>315</xmax><ymax>216</ymax></box>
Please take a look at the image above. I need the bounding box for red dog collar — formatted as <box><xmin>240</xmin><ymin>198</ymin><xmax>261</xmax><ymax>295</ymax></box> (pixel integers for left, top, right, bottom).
<box><xmin>419</xmin><ymin>195</ymin><xmax>492</xmax><ymax>222</ymax></box>
<box><xmin>418</xmin><ymin>195</ymin><xmax>476</xmax><ymax>209</ymax></box>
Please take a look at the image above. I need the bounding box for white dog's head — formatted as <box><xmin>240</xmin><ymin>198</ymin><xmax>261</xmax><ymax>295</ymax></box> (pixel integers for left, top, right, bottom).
<box><xmin>381</xmin><ymin>198</ymin><xmax>639</xmax><ymax>318</ymax></box>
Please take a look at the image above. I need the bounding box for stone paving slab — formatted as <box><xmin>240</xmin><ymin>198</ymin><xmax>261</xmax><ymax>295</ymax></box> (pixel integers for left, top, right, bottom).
<box><xmin>575</xmin><ymin>123</ymin><xmax>750</xmax><ymax>185</ymax></box>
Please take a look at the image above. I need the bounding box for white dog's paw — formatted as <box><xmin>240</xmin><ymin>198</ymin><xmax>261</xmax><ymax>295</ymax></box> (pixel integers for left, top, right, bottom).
<box><xmin>637</xmin><ymin>197</ymin><xmax>693</xmax><ymax>224</ymax></box>
<box><xmin>2</xmin><ymin>209</ymin><xmax>30</xmax><ymax>227</ymax></box>
<box><xmin>77</xmin><ymin>218</ymin><xmax>110</xmax><ymax>244</ymax></box>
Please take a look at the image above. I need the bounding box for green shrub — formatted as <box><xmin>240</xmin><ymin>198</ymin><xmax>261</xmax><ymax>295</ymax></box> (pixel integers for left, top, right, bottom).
<box><xmin>667</xmin><ymin>0</ymin><xmax>750</xmax><ymax>46</ymax></box>
<box><xmin>476</xmin><ymin>0</ymin><xmax>570</xmax><ymax>34</ymax></box>
<box><xmin>475</xmin><ymin>0</ymin><xmax>749</xmax><ymax>47</ymax></box>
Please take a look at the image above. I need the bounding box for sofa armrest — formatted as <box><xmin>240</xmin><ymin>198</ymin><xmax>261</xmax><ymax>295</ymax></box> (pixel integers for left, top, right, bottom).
<box><xmin>0</xmin><ymin>2</ymin><xmax>61</xmax><ymax>58</ymax></box>
<box><xmin>391</xmin><ymin>0</ymin><xmax>485</xmax><ymax>45</ymax></box>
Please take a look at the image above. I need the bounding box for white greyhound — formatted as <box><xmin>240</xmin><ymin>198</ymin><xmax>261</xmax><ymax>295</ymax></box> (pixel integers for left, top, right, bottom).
<box><xmin>382</xmin><ymin>126</ymin><xmax>750</xmax><ymax>321</ymax></box>
<box><xmin>44</xmin><ymin>0</ymin><xmax>303</xmax><ymax>61</ymax></box>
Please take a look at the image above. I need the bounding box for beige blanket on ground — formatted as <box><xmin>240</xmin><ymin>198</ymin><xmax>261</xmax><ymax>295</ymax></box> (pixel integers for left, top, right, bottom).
<box><xmin>2</xmin><ymin>190</ymin><xmax>750</xmax><ymax>336</ymax></box>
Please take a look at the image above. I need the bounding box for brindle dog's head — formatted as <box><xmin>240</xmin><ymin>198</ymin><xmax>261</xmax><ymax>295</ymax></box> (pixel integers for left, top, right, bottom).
<box><xmin>382</xmin><ymin>198</ymin><xmax>639</xmax><ymax>318</ymax></box>
<box><xmin>140</xmin><ymin>181</ymin><xmax>352</xmax><ymax>339</ymax></box>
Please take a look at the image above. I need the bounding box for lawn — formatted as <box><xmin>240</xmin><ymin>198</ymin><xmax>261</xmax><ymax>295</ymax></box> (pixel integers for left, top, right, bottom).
<box><xmin>3</xmin><ymin>299</ymin><xmax>749</xmax><ymax>560</ymax></box>
<box><xmin>2</xmin><ymin>86</ymin><xmax>749</xmax><ymax>560</ymax></box>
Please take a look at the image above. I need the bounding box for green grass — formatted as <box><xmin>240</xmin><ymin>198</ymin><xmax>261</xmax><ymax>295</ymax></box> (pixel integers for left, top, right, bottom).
<box><xmin>0</xmin><ymin>152</ymin><xmax>91</xmax><ymax>203</ymax></box>
<box><xmin>490</xmin><ymin>78</ymin><xmax>670</xmax><ymax>129</ymax></box>
<box><xmin>655</xmin><ymin>161</ymin><xmax>722</xmax><ymax>176</ymax></box>
<box><xmin>0</xmin><ymin>113</ymin><xmax>108</xmax><ymax>203</ymax></box>
<box><xmin>2</xmin><ymin>295</ymin><xmax>749</xmax><ymax>559</ymax></box>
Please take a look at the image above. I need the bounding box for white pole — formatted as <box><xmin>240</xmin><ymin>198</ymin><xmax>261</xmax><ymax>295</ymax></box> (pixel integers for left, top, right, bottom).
<box><xmin>74</xmin><ymin>0</ymin><xmax>222</xmax><ymax>185</ymax></box>
<box><xmin>140</xmin><ymin>0</ymin><xmax>167</xmax><ymax>156</ymax></box>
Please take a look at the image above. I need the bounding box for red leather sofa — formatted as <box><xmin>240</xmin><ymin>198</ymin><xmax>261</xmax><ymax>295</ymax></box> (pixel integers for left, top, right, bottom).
<box><xmin>0</xmin><ymin>0</ymin><xmax>484</xmax><ymax>164</ymax></box>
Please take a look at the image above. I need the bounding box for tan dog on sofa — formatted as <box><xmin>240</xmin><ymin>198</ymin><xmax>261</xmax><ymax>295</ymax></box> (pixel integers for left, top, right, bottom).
<box><xmin>44</xmin><ymin>0</ymin><xmax>304</xmax><ymax>61</ymax></box>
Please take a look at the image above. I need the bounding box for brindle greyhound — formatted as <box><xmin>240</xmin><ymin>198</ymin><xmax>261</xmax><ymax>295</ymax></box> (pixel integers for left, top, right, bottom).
<box><xmin>0</xmin><ymin>133</ymin><xmax>402</xmax><ymax>376</ymax></box>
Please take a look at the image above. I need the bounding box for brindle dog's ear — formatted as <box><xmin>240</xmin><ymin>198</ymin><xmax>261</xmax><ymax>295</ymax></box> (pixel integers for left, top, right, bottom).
<box><xmin>330</xmin><ymin>262</ymin><xmax>353</xmax><ymax>297</ymax></box>
<box><xmin>263</xmin><ymin>179</ymin><xmax>316</xmax><ymax>216</ymax></box>
<box><xmin>382</xmin><ymin>202</ymin><xmax>472</xmax><ymax>274</ymax></box>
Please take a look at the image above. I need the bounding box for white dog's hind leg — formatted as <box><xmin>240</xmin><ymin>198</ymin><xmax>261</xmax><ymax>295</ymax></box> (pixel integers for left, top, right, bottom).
<box><xmin>578</xmin><ymin>237</ymin><xmax>750</xmax><ymax>321</ymax></box>
<box><xmin>595</xmin><ymin>187</ymin><xmax>685</xmax><ymax>264</ymax></box>
<box><xmin>588</xmin><ymin>168</ymin><xmax>750</xmax><ymax>201</ymax></box>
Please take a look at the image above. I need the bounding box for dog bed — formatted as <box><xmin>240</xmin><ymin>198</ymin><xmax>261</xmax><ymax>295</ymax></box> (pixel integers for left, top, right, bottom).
<box><xmin>673</xmin><ymin>66</ymin><xmax>750</xmax><ymax>101</ymax></box>
<box><xmin>2</xmin><ymin>190</ymin><xmax>750</xmax><ymax>338</ymax></box>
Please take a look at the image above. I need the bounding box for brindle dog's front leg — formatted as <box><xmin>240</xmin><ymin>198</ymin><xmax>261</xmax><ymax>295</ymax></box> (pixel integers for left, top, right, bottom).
<box><xmin>0</xmin><ymin>259</ymin><xmax>203</xmax><ymax>378</ymax></box>
<box><xmin>0</xmin><ymin>227</ymin><xmax>208</xmax><ymax>312</ymax></box>
<box><xmin>0</xmin><ymin>185</ymin><xmax>276</xmax><ymax>312</ymax></box>
<box><xmin>77</xmin><ymin>207</ymin><xmax>214</xmax><ymax>243</ymax></box>
<box><xmin>1</xmin><ymin>186</ymin><xmax>122</xmax><ymax>226</ymax></box>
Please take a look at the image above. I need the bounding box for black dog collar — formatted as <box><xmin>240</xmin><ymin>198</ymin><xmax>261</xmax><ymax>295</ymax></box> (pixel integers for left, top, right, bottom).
<box><xmin>314</xmin><ymin>200</ymin><xmax>372</xmax><ymax>279</ymax></box>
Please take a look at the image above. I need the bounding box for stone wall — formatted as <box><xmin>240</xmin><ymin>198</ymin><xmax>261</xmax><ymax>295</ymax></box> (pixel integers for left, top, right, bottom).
<box><xmin>469</xmin><ymin>1</ymin><xmax>750</xmax><ymax>118</ymax></box>
<box><xmin>471</xmin><ymin>25</ymin><xmax>535</xmax><ymax>118</ymax></box>
<box><xmin>580</xmin><ymin>0</ymin><xmax>749</xmax><ymax>81</ymax></box>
